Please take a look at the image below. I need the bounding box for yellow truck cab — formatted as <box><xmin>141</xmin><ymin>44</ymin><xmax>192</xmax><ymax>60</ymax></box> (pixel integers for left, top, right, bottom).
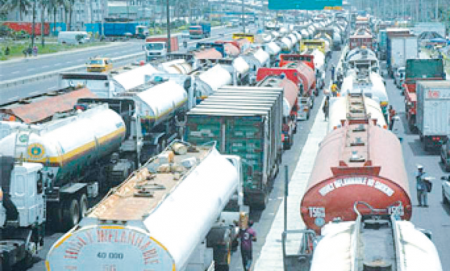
<box><xmin>300</xmin><ymin>40</ymin><xmax>326</xmax><ymax>55</ymax></box>
<box><xmin>86</xmin><ymin>57</ymin><xmax>113</xmax><ymax>72</ymax></box>
<box><xmin>232</xmin><ymin>33</ymin><xmax>255</xmax><ymax>43</ymax></box>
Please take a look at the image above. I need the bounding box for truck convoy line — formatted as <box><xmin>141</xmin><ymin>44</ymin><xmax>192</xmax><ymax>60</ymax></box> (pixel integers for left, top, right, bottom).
<box><xmin>0</xmin><ymin>11</ymin><xmax>446</xmax><ymax>271</ymax></box>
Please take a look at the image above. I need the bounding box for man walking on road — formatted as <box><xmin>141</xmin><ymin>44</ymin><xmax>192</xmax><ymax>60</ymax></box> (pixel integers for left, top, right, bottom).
<box><xmin>416</xmin><ymin>165</ymin><xmax>429</xmax><ymax>207</ymax></box>
<box><xmin>240</xmin><ymin>220</ymin><xmax>257</xmax><ymax>271</ymax></box>
<box><xmin>331</xmin><ymin>65</ymin><xmax>335</xmax><ymax>80</ymax></box>
<box><xmin>323</xmin><ymin>96</ymin><xmax>330</xmax><ymax>121</ymax></box>
<box><xmin>388</xmin><ymin>106</ymin><xmax>396</xmax><ymax>130</ymax></box>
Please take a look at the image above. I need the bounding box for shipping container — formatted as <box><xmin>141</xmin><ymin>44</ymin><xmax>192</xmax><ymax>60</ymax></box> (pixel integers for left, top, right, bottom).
<box><xmin>387</xmin><ymin>33</ymin><xmax>418</xmax><ymax>76</ymax></box>
<box><xmin>186</xmin><ymin>86</ymin><xmax>283</xmax><ymax>209</ymax></box>
<box><xmin>416</xmin><ymin>80</ymin><xmax>450</xmax><ymax>151</ymax></box>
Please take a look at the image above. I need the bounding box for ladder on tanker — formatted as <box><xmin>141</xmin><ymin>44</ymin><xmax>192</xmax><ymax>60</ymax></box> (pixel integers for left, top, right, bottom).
<box><xmin>14</xmin><ymin>129</ymin><xmax>32</xmax><ymax>162</ymax></box>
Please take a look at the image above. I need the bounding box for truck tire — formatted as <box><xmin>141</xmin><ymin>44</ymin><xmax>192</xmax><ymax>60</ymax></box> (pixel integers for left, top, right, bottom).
<box><xmin>79</xmin><ymin>194</ymin><xmax>89</xmax><ymax>219</ymax></box>
<box><xmin>16</xmin><ymin>251</ymin><xmax>33</xmax><ymax>271</ymax></box>
<box><xmin>63</xmin><ymin>198</ymin><xmax>80</xmax><ymax>230</ymax></box>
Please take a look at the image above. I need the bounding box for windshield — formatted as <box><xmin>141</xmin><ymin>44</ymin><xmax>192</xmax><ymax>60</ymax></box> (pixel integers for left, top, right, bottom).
<box><xmin>146</xmin><ymin>43</ymin><xmax>164</xmax><ymax>50</ymax></box>
<box><xmin>190</xmin><ymin>26</ymin><xmax>201</xmax><ymax>31</ymax></box>
<box><xmin>90</xmin><ymin>60</ymin><xmax>104</xmax><ymax>65</ymax></box>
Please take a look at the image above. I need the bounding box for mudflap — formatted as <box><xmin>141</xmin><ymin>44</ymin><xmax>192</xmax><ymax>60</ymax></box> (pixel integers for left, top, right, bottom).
<box><xmin>244</xmin><ymin>187</ymin><xmax>268</xmax><ymax>210</ymax></box>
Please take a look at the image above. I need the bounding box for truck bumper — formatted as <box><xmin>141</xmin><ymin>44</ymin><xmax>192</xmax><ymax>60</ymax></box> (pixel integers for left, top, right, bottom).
<box><xmin>423</xmin><ymin>136</ymin><xmax>446</xmax><ymax>150</ymax></box>
<box><xmin>244</xmin><ymin>188</ymin><xmax>266</xmax><ymax>209</ymax></box>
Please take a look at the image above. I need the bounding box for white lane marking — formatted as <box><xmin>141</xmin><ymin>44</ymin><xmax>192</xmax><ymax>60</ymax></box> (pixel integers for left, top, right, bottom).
<box><xmin>54</xmin><ymin>63</ymin><xmax>61</xmax><ymax>66</ymax></box>
<box><xmin>11</xmin><ymin>71</ymin><xmax>20</xmax><ymax>74</ymax></box>
<box><xmin>8</xmin><ymin>96</ymin><xmax>19</xmax><ymax>101</ymax></box>
<box><xmin>42</xmin><ymin>65</ymin><xmax>50</xmax><ymax>68</ymax></box>
<box><xmin>48</xmin><ymin>87</ymin><xmax>56</xmax><ymax>91</ymax></box>
<box><xmin>27</xmin><ymin>68</ymin><xmax>35</xmax><ymax>71</ymax></box>
<box><xmin>30</xmin><ymin>91</ymin><xmax>39</xmax><ymax>95</ymax></box>
<box><xmin>66</xmin><ymin>61</ymin><xmax>73</xmax><ymax>64</ymax></box>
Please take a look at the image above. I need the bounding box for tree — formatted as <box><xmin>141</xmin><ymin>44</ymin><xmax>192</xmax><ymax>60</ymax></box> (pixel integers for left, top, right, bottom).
<box><xmin>7</xmin><ymin>0</ymin><xmax>31</xmax><ymax>20</ymax></box>
<box><xmin>41</xmin><ymin>0</ymin><xmax>49</xmax><ymax>47</ymax></box>
<box><xmin>47</xmin><ymin>0</ymin><xmax>65</xmax><ymax>36</ymax></box>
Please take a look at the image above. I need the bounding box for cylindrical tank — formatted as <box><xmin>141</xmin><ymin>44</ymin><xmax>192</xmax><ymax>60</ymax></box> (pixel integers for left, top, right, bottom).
<box><xmin>196</xmin><ymin>64</ymin><xmax>233</xmax><ymax>100</ymax></box>
<box><xmin>278</xmin><ymin>37</ymin><xmax>293</xmax><ymax>52</ymax></box>
<box><xmin>271</xmin><ymin>31</ymin><xmax>280</xmax><ymax>39</ymax></box>
<box><xmin>0</xmin><ymin>105</ymin><xmax>126</xmax><ymax>186</ymax></box>
<box><xmin>310</xmin><ymin>49</ymin><xmax>325</xmax><ymax>72</ymax></box>
<box><xmin>282</xmin><ymin>62</ymin><xmax>316</xmax><ymax>95</ymax></box>
<box><xmin>259</xmin><ymin>76</ymin><xmax>299</xmax><ymax>117</ymax></box>
<box><xmin>193</xmin><ymin>48</ymin><xmax>223</xmax><ymax>60</ymax></box>
<box><xmin>46</xmin><ymin>145</ymin><xmax>239</xmax><ymax>271</ymax></box>
<box><xmin>252</xmin><ymin>48</ymin><xmax>270</xmax><ymax>67</ymax></box>
<box><xmin>160</xmin><ymin>59</ymin><xmax>193</xmax><ymax>75</ymax></box>
<box><xmin>310</xmin><ymin>220</ymin><xmax>442</xmax><ymax>271</ymax></box>
<box><xmin>223</xmin><ymin>43</ymin><xmax>240</xmax><ymax>57</ymax></box>
<box><xmin>300</xmin><ymin>123</ymin><xmax>412</xmax><ymax>234</ymax></box>
<box><xmin>300</xmin><ymin>29</ymin><xmax>310</xmax><ymax>39</ymax></box>
<box><xmin>235</xmin><ymin>38</ymin><xmax>251</xmax><ymax>53</ymax></box>
<box><xmin>233</xmin><ymin>56</ymin><xmax>250</xmax><ymax>76</ymax></box>
<box><xmin>263</xmin><ymin>41</ymin><xmax>281</xmax><ymax>56</ymax></box>
<box><xmin>328</xmin><ymin>97</ymin><xmax>388</xmax><ymax>132</ymax></box>
<box><xmin>288</xmin><ymin>33</ymin><xmax>298</xmax><ymax>45</ymax></box>
<box><xmin>136</xmin><ymin>80</ymin><xmax>188</xmax><ymax>128</ymax></box>
<box><xmin>341</xmin><ymin>71</ymin><xmax>389</xmax><ymax>109</ymax></box>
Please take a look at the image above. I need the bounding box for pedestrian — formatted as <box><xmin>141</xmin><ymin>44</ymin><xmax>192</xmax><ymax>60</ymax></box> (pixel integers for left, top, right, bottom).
<box><xmin>32</xmin><ymin>45</ymin><xmax>38</xmax><ymax>57</ymax></box>
<box><xmin>239</xmin><ymin>220</ymin><xmax>257</xmax><ymax>271</ymax></box>
<box><xmin>388</xmin><ymin>105</ymin><xmax>396</xmax><ymax>130</ymax></box>
<box><xmin>323</xmin><ymin>96</ymin><xmax>330</xmax><ymax>121</ymax></box>
<box><xmin>331</xmin><ymin>82</ymin><xmax>338</xmax><ymax>97</ymax></box>
<box><xmin>23</xmin><ymin>47</ymin><xmax>29</xmax><ymax>58</ymax></box>
<box><xmin>331</xmin><ymin>65</ymin><xmax>335</xmax><ymax>80</ymax></box>
<box><xmin>416</xmin><ymin>165</ymin><xmax>430</xmax><ymax>207</ymax></box>
<box><xmin>5</xmin><ymin>46</ymin><xmax>10</xmax><ymax>56</ymax></box>
<box><xmin>27</xmin><ymin>46</ymin><xmax>32</xmax><ymax>57</ymax></box>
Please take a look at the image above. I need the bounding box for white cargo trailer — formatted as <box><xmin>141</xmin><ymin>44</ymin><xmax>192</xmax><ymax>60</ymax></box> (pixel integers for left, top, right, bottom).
<box><xmin>416</xmin><ymin>80</ymin><xmax>450</xmax><ymax>151</ymax></box>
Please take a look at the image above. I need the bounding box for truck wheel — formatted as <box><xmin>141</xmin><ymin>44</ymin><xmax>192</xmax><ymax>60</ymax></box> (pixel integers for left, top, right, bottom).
<box><xmin>16</xmin><ymin>251</ymin><xmax>33</xmax><ymax>271</ymax></box>
<box><xmin>79</xmin><ymin>194</ymin><xmax>89</xmax><ymax>219</ymax></box>
<box><xmin>63</xmin><ymin>198</ymin><xmax>80</xmax><ymax>230</ymax></box>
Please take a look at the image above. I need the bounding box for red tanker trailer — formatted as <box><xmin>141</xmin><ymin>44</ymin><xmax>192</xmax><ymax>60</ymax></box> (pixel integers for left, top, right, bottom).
<box><xmin>301</xmin><ymin>120</ymin><xmax>412</xmax><ymax>234</ymax></box>
<box><xmin>256</xmin><ymin>75</ymin><xmax>299</xmax><ymax>149</ymax></box>
<box><xmin>215</xmin><ymin>41</ymin><xmax>241</xmax><ymax>57</ymax></box>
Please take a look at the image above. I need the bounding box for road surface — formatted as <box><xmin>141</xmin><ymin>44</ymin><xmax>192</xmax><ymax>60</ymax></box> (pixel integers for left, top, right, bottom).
<box><xmin>0</xmin><ymin>27</ymin><xmax>249</xmax><ymax>105</ymax></box>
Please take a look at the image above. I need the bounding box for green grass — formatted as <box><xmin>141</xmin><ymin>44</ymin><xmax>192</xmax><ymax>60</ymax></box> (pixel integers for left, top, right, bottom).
<box><xmin>0</xmin><ymin>40</ymin><xmax>108</xmax><ymax>61</ymax></box>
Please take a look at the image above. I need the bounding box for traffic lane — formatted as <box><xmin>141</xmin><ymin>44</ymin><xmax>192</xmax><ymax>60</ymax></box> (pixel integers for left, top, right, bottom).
<box><xmin>229</xmin><ymin>50</ymin><xmax>341</xmax><ymax>271</ymax></box>
<box><xmin>0</xmin><ymin>28</ymin><xmax>250</xmax><ymax>104</ymax></box>
<box><xmin>0</xmin><ymin>55</ymin><xmax>145</xmax><ymax>105</ymax></box>
<box><xmin>385</xmin><ymin>75</ymin><xmax>450</xmax><ymax>268</ymax></box>
<box><xmin>0</xmin><ymin>27</ymin><xmax>242</xmax><ymax>81</ymax></box>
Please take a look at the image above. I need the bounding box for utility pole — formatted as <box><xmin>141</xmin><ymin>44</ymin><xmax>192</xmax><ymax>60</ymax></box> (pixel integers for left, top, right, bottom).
<box><xmin>242</xmin><ymin>0</ymin><xmax>245</xmax><ymax>33</ymax></box>
<box><xmin>166</xmin><ymin>0</ymin><xmax>171</xmax><ymax>53</ymax></box>
<box><xmin>436</xmin><ymin>0</ymin><xmax>439</xmax><ymax>21</ymax></box>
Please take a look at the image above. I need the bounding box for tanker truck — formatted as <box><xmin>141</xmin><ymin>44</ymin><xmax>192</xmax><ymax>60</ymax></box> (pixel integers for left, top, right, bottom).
<box><xmin>282</xmin><ymin>202</ymin><xmax>442</xmax><ymax>271</ymax></box>
<box><xmin>46</xmin><ymin>142</ymin><xmax>248</xmax><ymax>271</ymax></box>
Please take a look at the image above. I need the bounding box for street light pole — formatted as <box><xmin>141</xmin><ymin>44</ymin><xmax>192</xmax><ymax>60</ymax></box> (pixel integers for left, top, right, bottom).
<box><xmin>242</xmin><ymin>0</ymin><xmax>245</xmax><ymax>33</ymax></box>
<box><xmin>166</xmin><ymin>0</ymin><xmax>171</xmax><ymax>53</ymax></box>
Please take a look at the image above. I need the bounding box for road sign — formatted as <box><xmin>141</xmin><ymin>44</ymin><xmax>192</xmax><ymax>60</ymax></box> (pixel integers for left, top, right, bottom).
<box><xmin>268</xmin><ymin>0</ymin><xmax>342</xmax><ymax>10</ymax></box>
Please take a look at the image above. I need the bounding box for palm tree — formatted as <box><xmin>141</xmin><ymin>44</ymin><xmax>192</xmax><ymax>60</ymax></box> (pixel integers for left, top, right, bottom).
<box><xmin>47</xmin><ymin>0</ymin><xmax>64</xmax><ymax>36</ymax></box>
<box><xmin>8</xmin><ymin>0</ymin><xmax>31</xmax><ymax>20</ymax></box>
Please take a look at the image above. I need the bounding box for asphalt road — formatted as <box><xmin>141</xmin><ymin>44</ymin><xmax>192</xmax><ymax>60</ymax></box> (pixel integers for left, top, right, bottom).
<box><xmin>0</xmin><ymin>27</ymin><xmax>241</xmax><ymax>82</ymax></box>
<box><xmin>0</xmin><ymin>27</ymin><xmax>250</xmax><ymax>105</ymax></box>
<box><xmin>385</xmin><ymin>69</ymin><xmax>450</xmax><ymax>269</ymax></box>
<box><xmin>229</xmin><ymin>50</ymin><xmax>341</xmax><ymax>271</ymax></box>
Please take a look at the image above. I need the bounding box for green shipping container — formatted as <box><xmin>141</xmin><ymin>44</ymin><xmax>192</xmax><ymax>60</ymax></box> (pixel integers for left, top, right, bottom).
<box><xmin>186</xmin><ymin>87</ymin><xmax>283</xmax><ymax>209</ymax></box>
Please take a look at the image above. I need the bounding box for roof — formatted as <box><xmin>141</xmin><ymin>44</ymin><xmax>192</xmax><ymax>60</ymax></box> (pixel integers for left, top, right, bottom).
<box><xmin>0</xmin><ymin>88</ymin><xmax>96</xmax><ymax>124</ymax></box>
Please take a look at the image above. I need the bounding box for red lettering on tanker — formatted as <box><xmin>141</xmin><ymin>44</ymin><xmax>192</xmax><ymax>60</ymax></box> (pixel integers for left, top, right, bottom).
<box><xmin>428</xmin><ymin>90</ymin><xmax>440</xmax><ymax>99</ymax></box>
<box><xmin>318</xmin><ymin>177</ymin><xmax>394</xmax><ymax>197</ymax></box>
<box><xmin>62</xmin><ymin>228</ymin><xmax>162</xmax><ymax>265</ymax></box>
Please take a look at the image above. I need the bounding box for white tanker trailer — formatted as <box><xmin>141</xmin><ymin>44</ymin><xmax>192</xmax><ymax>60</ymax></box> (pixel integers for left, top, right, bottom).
<box><xmin>194</xmin><ymin>64</ymin><xmax>233</xmax><ymax>102</ymax></box>
<box><xmin>328</xmin><ymin>96</ymin><xmax>388</xmax><ymax>132</ymax></box>
<box><xmin>46</xmin><ymin>142</ymin><xmax>248</xmax><ymax>271</ymax></box>
<box><xmin>159</xmin><ymin>59</ymin><xmax>194</xmax><ymax>75</ymax></box>
<box><xmin>262</xmin><ymin>41</ymin><xmax>281</xmax><ymax>65</ymax></box>
<box><xmin>341</xmin><ymin>70</ymin><xmax>389</xmax><ymax>119</ymax></box>
<box><xmin>240</xmin><ymin>48</ymin><xmax>270</xmax><ymax>84</ymax></box>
